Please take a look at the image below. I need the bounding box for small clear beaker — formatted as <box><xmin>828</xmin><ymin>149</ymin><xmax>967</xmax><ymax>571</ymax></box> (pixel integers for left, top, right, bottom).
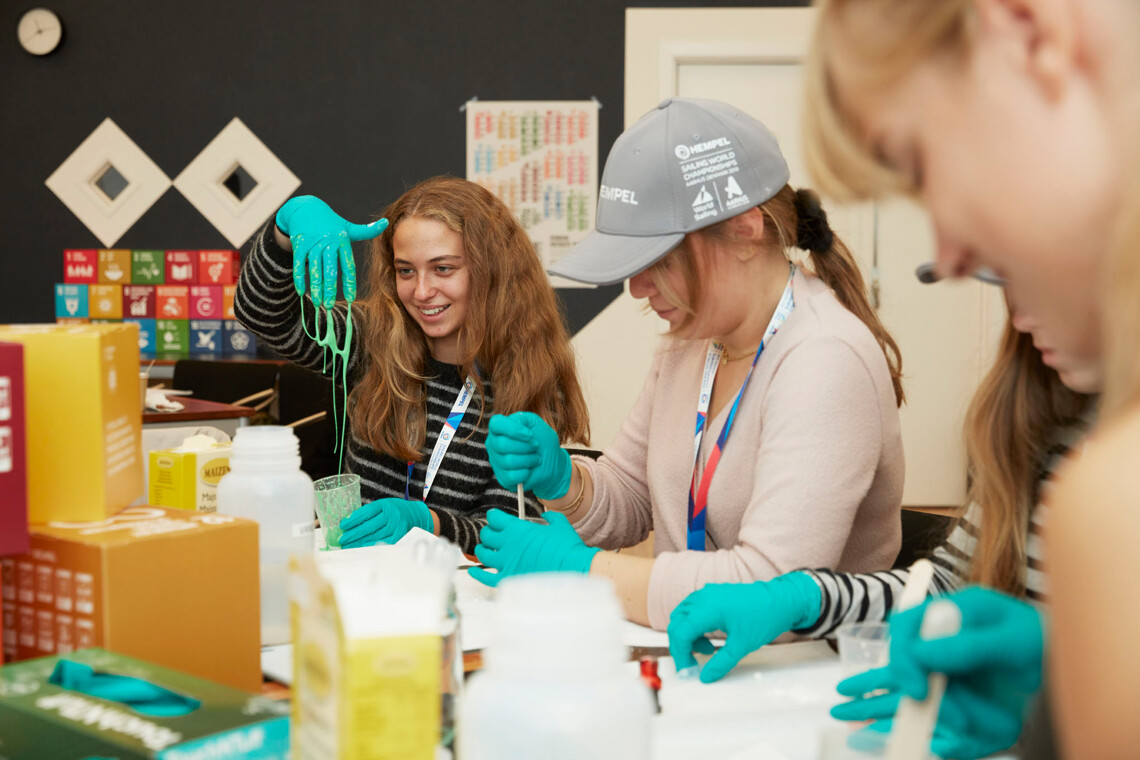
<box><xmin>836</xmin><ymin>621</ymin><xmax>890</xmax><ymax>679</ymax></box>
<box><xmin>313</xmin><ymin>474</ymin><xmax>361</xmax><ymax>550</ymax></box>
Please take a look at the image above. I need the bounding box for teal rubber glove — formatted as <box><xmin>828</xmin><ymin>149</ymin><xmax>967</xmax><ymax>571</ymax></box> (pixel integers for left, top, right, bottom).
<box><xmin>485</xmin><ymin>412</ymin><xmax>571</xmax><ymax>500</ymax></box>
<box><xmin>50</xmin><ymin>660</ymin><xmax>200</xmax><ymax>717</ymax></box>
<box><xmin>468</xmin><ymin>509</ymin><xmax>600</xmax><ymax>587</ymax></box>
<box><xmin>275</xmin><ymin>195</ymin><xmax>388</xmax><ymax>307</ymax></box>
<box><xmin>338</xmin><ymin>497</ymin><xmax>433</xmax><ymax>548</ymax></box>
<box><xmin>831</xmin><ymin>586</ymin><xmax>1044</xmax><ymax>759</ymax></box>
<box><xmin>667</xmin><ymin>572</ymin><xmax>822</xmax><ymax>683</ymax></box>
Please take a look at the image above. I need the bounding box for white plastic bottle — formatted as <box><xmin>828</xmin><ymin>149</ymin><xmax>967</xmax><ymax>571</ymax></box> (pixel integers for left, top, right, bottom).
<box><xmin>216</xmin><ymin>425</ymin><xmax>314</xmax><ymax>646</ymax></box>
<box><xmin>459</xmin><ymin>573</ymin><xmax>653</xmax><ymax>760</ymax></box>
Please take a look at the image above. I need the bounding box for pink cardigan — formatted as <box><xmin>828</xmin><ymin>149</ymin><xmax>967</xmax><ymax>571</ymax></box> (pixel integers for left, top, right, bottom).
<box><xmin>574</xmin><ymin>270</ymin><xmax>904</xmax><ymax>630</ymax></box>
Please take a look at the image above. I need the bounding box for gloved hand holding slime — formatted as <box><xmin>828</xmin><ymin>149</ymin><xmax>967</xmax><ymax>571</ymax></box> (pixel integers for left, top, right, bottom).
<box><xmin>275</xmin><ymin>195</ymin><xmax>388</xmax><ymax>307</ymax></box>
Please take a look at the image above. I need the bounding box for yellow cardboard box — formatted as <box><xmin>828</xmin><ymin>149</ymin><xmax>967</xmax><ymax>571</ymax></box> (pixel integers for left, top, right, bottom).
<box><xmin>0</xmin><ymin>506</ymin><xmax>261</xmax><ymax>691</ymax></box>
<box><xmin>290</xmin><ymin>550</ymin><xmax>449</xmax><ymax>759</ymax></box>
<box><xmin>149</xmin><ymin>440</ymin><xmax>232</xmax><ymax>512</ymax></box>
<box><xmin>0</xmin><ymin>324</ymin><xmax>142</xmax><ymax>523</ymax></box>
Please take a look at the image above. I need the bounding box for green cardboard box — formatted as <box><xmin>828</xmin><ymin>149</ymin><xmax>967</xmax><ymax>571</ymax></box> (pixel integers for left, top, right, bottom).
<box><xmin>132</xmin><ymin>251</ymin><xmax>165</xmax><ymax>285</ymax></box>
<box><xmin>0</xmin><ymin>649</ymin><xmax>289</xmax><ymax>759</ymax></box>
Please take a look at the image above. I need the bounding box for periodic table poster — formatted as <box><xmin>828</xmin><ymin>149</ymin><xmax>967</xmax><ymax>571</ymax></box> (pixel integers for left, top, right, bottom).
<box><xmin>465</xmin><ymin>101</ymin><xmax>599</xmax><ymax>286</ymax></box>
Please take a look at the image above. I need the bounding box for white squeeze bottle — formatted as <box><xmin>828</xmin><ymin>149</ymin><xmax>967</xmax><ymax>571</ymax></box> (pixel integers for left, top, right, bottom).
<box><xmin>460</xmin><ymin>573</ymin><xmax>653</xmax><ymax>759</ymax></box>
<box><xmin>217</xmin><ymin>425</ymin><xmax>314</xmax><ymax>646</ymax></box>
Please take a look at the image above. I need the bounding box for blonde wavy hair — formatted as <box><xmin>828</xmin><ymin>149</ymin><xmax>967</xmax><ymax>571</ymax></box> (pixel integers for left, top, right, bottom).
<box><xmin>803</xmin><ymin>0</ymin><xmax>975</xmax><ymax>201</ymax></box>
<box><xmin>349</xmin><ymin>176</ymin><xmax>590</xmax><ymax>461</ymax></box>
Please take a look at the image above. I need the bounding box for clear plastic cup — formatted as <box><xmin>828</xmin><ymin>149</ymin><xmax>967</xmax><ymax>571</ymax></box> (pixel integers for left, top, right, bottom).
<box><xmin>836</xmin><ymin>621</ymin><xmax>890</xmax><ymax>679</ymax></box>
<box><xmin>313</xmin><ymin>474</ymin><xmax>361</xmax><ymax>550</ymax></box>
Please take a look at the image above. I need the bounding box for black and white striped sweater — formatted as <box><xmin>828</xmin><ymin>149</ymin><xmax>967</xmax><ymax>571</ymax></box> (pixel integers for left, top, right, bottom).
<box><xmin>797</xmin><ymin>414</ymin><xmax>1091</xmax><ymax>636</ymax></box>
<box><xmin>234</xmin><ymin>224</ymin><xmax>541</xmax><ymax>553</ymax></box>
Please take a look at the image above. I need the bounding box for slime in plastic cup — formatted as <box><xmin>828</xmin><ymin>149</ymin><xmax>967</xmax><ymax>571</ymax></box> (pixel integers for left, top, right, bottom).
<box><xmin>313</xmin><ymin>473</ymin><xmax>361</xmax><ymax>550</ymax></box>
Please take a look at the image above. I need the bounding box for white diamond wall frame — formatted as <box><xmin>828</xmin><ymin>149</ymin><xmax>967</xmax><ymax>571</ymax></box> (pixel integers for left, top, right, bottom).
<box><xmin>45</xmin><ymin>118</ymin><xmax>172</xmax><ymax>247</ymax></box>
<box><xmin>174</xmin><ymin>118</ymin><xmax>301</xmax><ymax>248</ymax></box>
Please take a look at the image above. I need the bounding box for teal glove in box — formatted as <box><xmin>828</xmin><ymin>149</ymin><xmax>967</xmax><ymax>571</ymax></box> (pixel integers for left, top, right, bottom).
<box><xmin>0</xmin><ymin>649</ymin><xmax>289</xmax><ymax>759</ymax></box>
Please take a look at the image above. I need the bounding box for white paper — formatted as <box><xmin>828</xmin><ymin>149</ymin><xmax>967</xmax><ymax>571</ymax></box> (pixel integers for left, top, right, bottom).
<box><xmin>466</xmin><ymin>100</ymin><xmax>599</xmax><ymax>286</ymax></box>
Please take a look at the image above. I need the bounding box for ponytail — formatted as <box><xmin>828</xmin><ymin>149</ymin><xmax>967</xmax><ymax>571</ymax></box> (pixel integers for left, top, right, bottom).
<box><xmin>765</xmin><ymin>186</ymin><xmax>905</xmax><ymax>406</ymax></box>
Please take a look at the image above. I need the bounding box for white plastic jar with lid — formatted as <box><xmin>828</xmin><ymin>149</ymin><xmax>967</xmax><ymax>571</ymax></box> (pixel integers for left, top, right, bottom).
<box><xmin>216</xmin><ymin>425</ymin><xmax>314</xmax><ymax>646</ymax></box>
<box><xmin>459</xmin><ymin>573</ymin><xmax>653</xmax><ymax>759</ymax></box>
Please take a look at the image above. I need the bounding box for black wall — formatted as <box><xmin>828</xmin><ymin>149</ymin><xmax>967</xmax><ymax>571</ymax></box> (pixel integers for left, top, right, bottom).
<box><xmin>2</xmin><ymin>1</ymin><xmax>805</xmax><ymax>329</ymax></box>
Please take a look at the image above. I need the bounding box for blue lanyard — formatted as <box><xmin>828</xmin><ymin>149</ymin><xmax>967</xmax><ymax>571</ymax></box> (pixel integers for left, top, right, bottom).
<box><xmin>687</xmin><ymin>266</ymin><xmax>796</xmax><ymax>550</ymax></box>
<box><xmin>405</xmin><ymin>374</ymin><xmax>477</xmax><ymax>501</ymax></box>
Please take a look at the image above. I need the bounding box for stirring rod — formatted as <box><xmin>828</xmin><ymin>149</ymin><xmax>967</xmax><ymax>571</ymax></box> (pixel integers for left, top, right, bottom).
<box><xmin>886</xmin><ymin>600</ymin><xmax>962</xmax><ymax>760</ymax></box>
<box><xmin>517</xmin><ymin>484</ymin><xmax>525</xmax><ymax>519</ymax></box>
<box><xmin>898</xmin><ymin>558</ymin><xmax>935</xmax><ymax>612</ymax></box>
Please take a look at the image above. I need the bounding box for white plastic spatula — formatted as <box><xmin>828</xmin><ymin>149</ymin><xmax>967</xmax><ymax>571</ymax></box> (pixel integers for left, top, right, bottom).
<box><xmin>897</xmin><ymin>559</ymin><xmax>935</xmax><ymax>612</ymax></box>
<box><xmin>886</xmin><ymin>565</ymin><xmax>963</xmax><ymax>760</ymax></box>
<box><xmin>517</xmin><ymin>484</ymin><xmax>525</xmax><ymax>518</ymax></box>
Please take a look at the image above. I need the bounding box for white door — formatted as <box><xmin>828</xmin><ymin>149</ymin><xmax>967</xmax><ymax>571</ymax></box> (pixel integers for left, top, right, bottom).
<box><xmin>582</xmin><ymin>7</ymin><xmax>1002</xmax><ymax>507</ymax></box>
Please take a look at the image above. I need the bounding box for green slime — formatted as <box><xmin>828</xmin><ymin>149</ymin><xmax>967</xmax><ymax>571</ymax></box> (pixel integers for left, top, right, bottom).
<box><xmin>300</xmin><ymin>295</ymin><xmax>352</xmax><ymax>474</ymax></box>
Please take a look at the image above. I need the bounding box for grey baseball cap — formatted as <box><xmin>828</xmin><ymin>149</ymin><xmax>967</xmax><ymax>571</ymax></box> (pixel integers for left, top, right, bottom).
<box><xmin>547</xmin><ymin>97</ymin><xmax>790</xmax><ymax>285</ymax></box>
<box><xmin>915</xmin><ymin>262</ymin><xmax>1005</xmax><ymax>286</ymax></box>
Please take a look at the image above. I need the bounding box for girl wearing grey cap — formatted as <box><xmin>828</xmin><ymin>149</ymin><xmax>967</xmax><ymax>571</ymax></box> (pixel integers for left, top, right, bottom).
<box><xmin>469</xmin><ymin>98</ymin><xmax>905</xmax><ymax>634</ymax></box>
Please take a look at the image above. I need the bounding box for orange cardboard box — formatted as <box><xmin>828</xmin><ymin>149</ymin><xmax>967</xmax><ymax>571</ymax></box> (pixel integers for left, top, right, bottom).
<box><xmin>0</xmin><ymin>324</ymin><xmax>142</xmax><ymax>523</ymax></box>
<box><xmin>0</xmin><ymin>506</ymin><xmax>260</xmax><ymax>691</ymax></box>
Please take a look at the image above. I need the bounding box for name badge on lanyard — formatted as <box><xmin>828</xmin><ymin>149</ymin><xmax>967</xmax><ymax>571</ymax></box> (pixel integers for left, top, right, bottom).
<box><xmin>687</xmin><ymin>266</ymin><xmax>796</xmax><ymax>551</ymax></box>
<box><xmin>406</xmin><ymin>374</ymin><xmax>478</xmax><ymax>501</ymax></box>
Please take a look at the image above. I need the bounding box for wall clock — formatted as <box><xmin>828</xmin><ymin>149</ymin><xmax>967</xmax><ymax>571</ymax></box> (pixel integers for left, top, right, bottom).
<box><xmin>18</xmin><ymin>8</ymin><xmax>63</xmax><ymax>56</ymax></box>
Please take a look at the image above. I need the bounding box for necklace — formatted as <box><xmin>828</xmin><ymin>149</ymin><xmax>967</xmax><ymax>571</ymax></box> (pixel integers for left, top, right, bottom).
<box><xmin>720</xmin><ymin>345</ymin><xmax>760</xmax><ymax>364</ymax></box>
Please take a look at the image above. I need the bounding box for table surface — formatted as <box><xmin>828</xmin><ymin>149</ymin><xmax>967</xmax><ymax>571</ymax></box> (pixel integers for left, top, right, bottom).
<box><xmin>143</xmin><ymin>396</ymin><xmax>256</xmax><ymax>424</ymax></box>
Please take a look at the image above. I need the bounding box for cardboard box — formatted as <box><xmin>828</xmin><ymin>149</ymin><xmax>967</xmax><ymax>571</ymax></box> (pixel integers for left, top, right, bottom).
<box><xmin>165</xmin><ymin>251</ymin><xmax>197</xmax><ymax>285</ymax></box>
<box><xmin>98</xmin><ymin>249</ymin><xmax>132</xmax><ymax>285</ymax></box>
<box><xmin>0</xmin><ymin>343</ymin><xmax>28</xmax><ymax>557</ymax></box>
<box><xmin>123</xmin><ymin>285</ymin><xmax>156</xmax><ymax>319</ymax></box>
<box><xmin>223</xmin><ymin>321</ymin><xmax>257</xmax><ymax>356</ymax></box>
<box><xmin>0</xmin><ymin>506</ymin><xmax>261</xmax><ymax>691</ymax></box>
<box><xmin>189</xmin><ymin>285</ymin><xmax>223</xmax><ymax>320</ymax></box>
<box><xmin>89</xmin><ymin>284</ymin><xmax>124</xmax><ymax>320</ymax></box>
<box><xmin>0</xmin><ymin>324</ymin><xmax>142</xmax><ymax>523</ymax></box>
<box><xmin>155</xmin><ymin>285</ymin><xmax>188</xmax><ymax>320</ymax></box>
<box><xmin>156</xmin><ymin>320</ymin><xmax>189</xmax><ymax>355</ymax></box>
<box><xmin>131</xmin><ymin>249</ymin><xmax>165</xmax><ymax>285</ymax></box>
<box><xmin>149</xmin><ymin>440</ymin><xmax>232</xmax><ymax>512</ymax></box>
<box><xmin>63</xmin><ymin>250</ymin><xmax>98</xmax><ymax>284</ymax></box>
<box><xmin>199</xmin><ymin>250</ymin><xmax>239</xmax><ymax>285</ymax></box>
<box><xmin>291</xmin><ymin>548</ymin><xmax>450</xmax><ymax>759</ymax></box>
<box><xmin>54</xmin><ymin>283</ymin><xmax>89</xmax><ymax>319</ymax></box>
<box><xmin>0</xmin><ymin>649</ymin><xmax>289</xmax><ymax>759</ymax></box>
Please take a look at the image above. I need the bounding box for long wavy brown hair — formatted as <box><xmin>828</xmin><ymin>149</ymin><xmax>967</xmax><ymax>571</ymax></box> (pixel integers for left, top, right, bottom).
<box><xmin>349</xmin><ymin>176</ymin><xmax>590</xmax><ymax>461</ymax></box>
<box><xmin>650</xmin><ymin>185</ymin><xmax>905</xmax><ymax>406</ymax></box>
<box><xmin>963</xmin><ymin>319</ymin><xmax>1092</xmax><ymax>595</ymax></box>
